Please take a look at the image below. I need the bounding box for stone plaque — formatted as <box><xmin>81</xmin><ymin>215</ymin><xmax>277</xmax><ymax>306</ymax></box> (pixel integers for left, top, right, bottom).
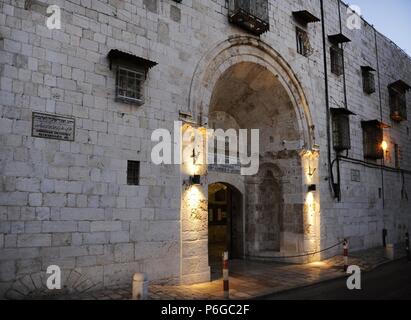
<box><xmin>32</xmin><ymin>112</ymin><xmax>75</xmax><ymax>141</ymax></box>
<box><xmin>351</xmin><ymin>169</ymin><xmax>361</xmax><ymax>182</ymax></box>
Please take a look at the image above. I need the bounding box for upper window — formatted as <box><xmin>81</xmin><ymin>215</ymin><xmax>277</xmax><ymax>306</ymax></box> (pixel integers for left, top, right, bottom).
<box><xmin>330</xmin><ymin>46</ymin><xmax>343</xmax><ymax>76</ymax></box>
<box><xmin>388</xmin><ymin>80</ymin><xmax>410</xmax><ymax>122</ymax></box>
<box><xmin>361</xmin><ymin>120</ymin><xmax>387</xmax><ymax>160</ymax></box>
<box><xmin>127</xmin><ymin>161</ymin><xmax>140</xmax><ymax>186</ymax></box>
<box><xmin>331</xmin><ymin>108</ymin><xmax>355</xmax><ymax>152</ymax></box>
<box><xmin>116</xmin><ymin>66</ymin><xmax>145</xmax><ymax>105</ymax></box>
<box><xmin>361</xmin><ymin>67</ymin><xmax>376</xmax><ymax>94</ymax></box>
<box><xmin>107</xmin><ymin>49</ymin><xmax>157</xmax><ymax>106</ymax></box>
<box><xmin>296</xmin><ymin>28</ymin><xmax>311</xmax><ymax>57</ymax></box>
<box><xmin>389</xmin><ymin>87</ymin><xmax>406</xmax><ymax>122</ymax></box>
<box><xmin>228</xmin><ymin>0</ymin><xmax>269</xmax><ymax>35</ymax></box>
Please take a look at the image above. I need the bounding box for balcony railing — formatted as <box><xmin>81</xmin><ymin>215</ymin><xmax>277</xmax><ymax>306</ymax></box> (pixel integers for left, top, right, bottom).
<box><xmin>228</xmin><ymin>0</ymin><xmax>269</xmax><ymax>36</ymax></box>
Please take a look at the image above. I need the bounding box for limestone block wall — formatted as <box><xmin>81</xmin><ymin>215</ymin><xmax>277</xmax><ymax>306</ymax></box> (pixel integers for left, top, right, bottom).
<box><xmin>0</xmin><ymin>0</ymin><xmax>410</xmax><ymax>296</ymax></box>
<box><xmin>319</xmin><ymin>0</ymin><xmax>411</xmax><ymax>255</ymax></box>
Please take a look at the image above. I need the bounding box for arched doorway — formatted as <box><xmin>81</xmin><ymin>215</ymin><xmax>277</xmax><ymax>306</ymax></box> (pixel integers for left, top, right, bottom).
<box><xmin>208</xmin><ymin>182</ymin><xmax>243</xmax><ymax>279</ymax></box>
<box><xmin>207</xmin><ymin>60</ymin><xmax>302</xmax><ymax>259</ymax></box>
<box><xmin>180</xmin><ymin>36</ymin><xmax>319</xmax><ymax>285</ymax></box>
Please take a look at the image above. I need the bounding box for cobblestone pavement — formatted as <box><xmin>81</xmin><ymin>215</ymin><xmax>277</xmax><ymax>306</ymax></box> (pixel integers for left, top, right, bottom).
<box><xmin>40</xmin><ymin>246</ymin><xmax>403</xmax><ymax>300</ymax></box>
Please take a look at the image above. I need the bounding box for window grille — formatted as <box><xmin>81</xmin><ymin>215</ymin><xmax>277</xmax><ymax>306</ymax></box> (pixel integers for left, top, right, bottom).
<box><xmin>228</xmin><ymin>0</ymin><xmax>269</xmax><ymax>35</ymax></box>
<box><xmin>389</xmin><ymin>86</ymin><xmax>407</xmax><ymax>122</ymax></box>
<box><xmin>116</xmin><ymin>66</ymin><xmax>145</xmax><ymax>105</ymax></box>
<box><xmin>362</xmin><ymin>121</ymin><xmax>384</xmax><ymax>160</ymax></box>
<box><xmin>330</xmin><ymin>46</ymin><xmax>343</xmax><ymax>76</ymax></box>
<box><xmin>362</xmin><ymin>69</ymin><xmax>376</xmax><ymax>94</ymax></box>
<box><xmin>331</xmin><ymin>108</ymin><xmax>354</xmax><ymax>151</ymax></box>
<box><xmin>127</xmin><ymin>161</ymin><xmax>140</xmax><ymax>185</ymax></box>
<box><xmin>107</xmin><ymin>49</ymin><xmax>157</xmax><ymax>106</ymax></box>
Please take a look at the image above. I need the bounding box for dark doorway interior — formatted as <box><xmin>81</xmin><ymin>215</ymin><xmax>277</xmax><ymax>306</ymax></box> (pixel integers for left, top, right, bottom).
<box><xmin>208</xmin><ymin>183</ymin><xmax>243</xmax><ymax>279</ymax></box>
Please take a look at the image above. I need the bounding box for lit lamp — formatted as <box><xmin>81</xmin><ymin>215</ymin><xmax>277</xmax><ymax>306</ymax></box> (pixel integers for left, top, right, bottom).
<box><xmin>381</xmin><ymin>140</ymin><xmax>389</xmax><ymax>163</ymax></box>
<box><xmin>381</xmin><ymin>141</ymin><xmax>388</xmax><ymax>152</ymax></box>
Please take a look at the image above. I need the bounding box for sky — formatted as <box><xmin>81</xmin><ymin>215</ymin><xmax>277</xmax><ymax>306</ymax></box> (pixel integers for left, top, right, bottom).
<box><xmin>347</xmin><ymin>0</ymin><xmax>411</xmax><ymax>56</ymax></box>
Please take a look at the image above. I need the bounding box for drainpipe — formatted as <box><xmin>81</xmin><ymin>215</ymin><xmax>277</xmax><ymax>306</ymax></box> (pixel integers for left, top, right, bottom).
<box><xmin>374</xmin><ymin>29</ymin><xmax>385</xmax><ymax>209</ymax></box>
<box><xmin>333</xmin><ymin>0</ymin><xmax>347</xmax><ymax>202</ymax></box>
<box><xmin>320</xmin><ymin>0</ymin><xmax>336</xmax><ymax>197</ymax></box>
<box><xmin>337</xmin><ymin>0</ymin><xmax>348</xmax><ymax>110</ymax></box>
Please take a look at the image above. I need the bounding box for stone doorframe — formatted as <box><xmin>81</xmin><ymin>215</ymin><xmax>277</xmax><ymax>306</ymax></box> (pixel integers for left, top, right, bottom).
<box><xmin>180</xmin><ymin>36</ymin><xmax>318</xmax><ymax>285</ymax></box>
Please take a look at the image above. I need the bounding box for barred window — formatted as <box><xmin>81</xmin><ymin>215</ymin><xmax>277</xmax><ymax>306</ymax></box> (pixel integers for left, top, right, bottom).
<box><xmin>116</xmin><ymin>66</ymin><xmax>145</xmax><ymax>105</ymax></box>
<box><xmin>296</xmin><ymin>28</ymin><xmax>311</xmax><ymax>57</ymax></box>
<box><xmin>332</xmin><ymin>114</ymin><xmax>350</xmax><ymax>151</ymax></box>
<box><xmin>362</xmin><ymin>69</ymin><xmax>375</xmax><ymax>94</ymax></box>
<box><xmin>362</xmin><ymin>121</ymin><xmax>384</xmax><ymax>160</ymax></box>
<box><xmin>228</xmin><ymin>0</ymin><xmax>270</xmax><ymax>35</ymax></box>
<box><xmin>127</xmin><ymin>161</ymin><xmax>140</xmax><ymax>185</ymax></box>
<box><xmin>108</xmin><ymin>49</ymin><xmax>157</xmax><ymax>106</ymax></box>
<box><xmin>389</xmin><ymin>87</ymin><xmax>407</xmax><ymax>122</ymax></box>
<box><xmin>330</xmin><ymin>46</ymin><xmax>343</xmax><ymax>76</ymax></box>
<box><xmin>331</xmin><ymin>108</ymin><xmax>354</xmax><ymax>152</ymax></box>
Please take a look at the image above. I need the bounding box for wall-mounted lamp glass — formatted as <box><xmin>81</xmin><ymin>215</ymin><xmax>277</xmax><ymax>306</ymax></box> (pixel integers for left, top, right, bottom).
<box><xmin>308</xmin><ymin>184</ymin><xmax>317</xmax><ymax>192</ymax></box>
<box><xmin>381</xmin><ymin>141</ymin><xmax>388</xmax><ymax>152</ymax></box>
<box><xmin>189</xmin><ymin>175</ymin><xmax>201</xmax><ymax>186</ymax></box>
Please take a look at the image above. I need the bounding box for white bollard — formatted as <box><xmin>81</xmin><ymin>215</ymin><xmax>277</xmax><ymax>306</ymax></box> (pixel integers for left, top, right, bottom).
<box><xmin>132</xmin><ymin>273</ymin><xmax>148</xmax><ymax>300</ymax></box>
<box><xmin>385</xmin><ymin>244</ymin><xmax>395</xmax><ymax>260</ymax></box>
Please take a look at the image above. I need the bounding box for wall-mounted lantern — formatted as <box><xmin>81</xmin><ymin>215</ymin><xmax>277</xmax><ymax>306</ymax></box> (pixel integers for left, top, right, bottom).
<box><xmin>189</xmin><ymin>175</ymin><xmax>201</xmax><ymax>186</ymax></box>
<box><xmin>308</xmin><ymin>184</ymin><xmax>317</xmax><ymax>192</ymax></box>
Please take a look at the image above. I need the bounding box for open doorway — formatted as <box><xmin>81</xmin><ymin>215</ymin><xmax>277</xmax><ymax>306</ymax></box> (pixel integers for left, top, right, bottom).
<box><xmin>208</xmin><ymin>183</ymin><xmax>243</xmax><ymax>279</ymax></box>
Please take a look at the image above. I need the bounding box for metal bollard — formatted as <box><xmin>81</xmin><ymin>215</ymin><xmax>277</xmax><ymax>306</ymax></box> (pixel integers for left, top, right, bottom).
<box><xmin>132</xmin><ymin>273</ymin><xmax>148</xmax><ymax>300</ymax></box>
<box><xmin>223</xmin><ymin>251</ymin><xmax>229</xmax><ymax>299</ymax></box>
<box><xmin>406</xmin><ymin>232</ymin><xmax>410</xmax><ymax>262</ymax></box>
<box><xmin>343</xmin><ymin>239</ymin><xmax>349</xmax><ymax>272</ymax></box>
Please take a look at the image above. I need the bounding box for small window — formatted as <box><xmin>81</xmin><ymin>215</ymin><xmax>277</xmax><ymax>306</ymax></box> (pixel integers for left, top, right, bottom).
<box><xmin>331</xmin><ymin>108</ymin><xmax>354</xmax><ymax>151</ymax></box>
<box><xmin>362</xmin><ymin>121</ymin><xmax>384</xmax><ymax>160</ymax></box>
<box><xmin>389</xmin><ymin>87</ymin><xmax>407</xmax><ymax>122</ymax></box>
<box><xmin>116</xmin><ymin>66</ymin><xmax>145</xmax><ymax>105</ymax></box>
<box><xmin>127</xmin><ymin>161</ymin><xmax>140</xmax><ymax>185</ymax></box>
<box><xmin>330</xmin><ymin>46</ymin><xmax>343</xmax><ymax>76</ymax></box>
<box><xmin>296</xmin><ymin>27</ymin><xmax>311</xmax><ymax>57</ymax></box>
<box><xmin>332</xmin><ymin>114</ymin><xmax>351</xmax><ymax>151</ymax></box>
<box><xmin>362</xmin><ymin>69</ymin><xmax>375</xmax><ymax>94</ymax></box>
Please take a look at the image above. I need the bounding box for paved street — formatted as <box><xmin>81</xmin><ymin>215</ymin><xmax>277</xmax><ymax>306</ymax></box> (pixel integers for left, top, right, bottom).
<box><xmin>264</xmin><ymin>259</ymin><xmax>411</xmax><ymax>300</ymax></box>
<box><xmin>10</xmin><ymin>247</ymin><xmax>405</xmax><ymax>300</ymax></box>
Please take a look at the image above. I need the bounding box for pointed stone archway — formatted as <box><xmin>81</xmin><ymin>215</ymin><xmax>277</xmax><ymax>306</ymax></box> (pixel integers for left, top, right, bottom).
<box><xmin>181</xmin><ymin>36</ymin><xmax>320</xmax><ymax>285</ymax></box>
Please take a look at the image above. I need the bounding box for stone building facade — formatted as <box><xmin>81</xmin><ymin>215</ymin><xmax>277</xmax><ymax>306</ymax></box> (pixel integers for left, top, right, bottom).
<box><xmin>0</xmin><ymin>0</ymin><xmax>410</xmax><ymax>297</ymax></box>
